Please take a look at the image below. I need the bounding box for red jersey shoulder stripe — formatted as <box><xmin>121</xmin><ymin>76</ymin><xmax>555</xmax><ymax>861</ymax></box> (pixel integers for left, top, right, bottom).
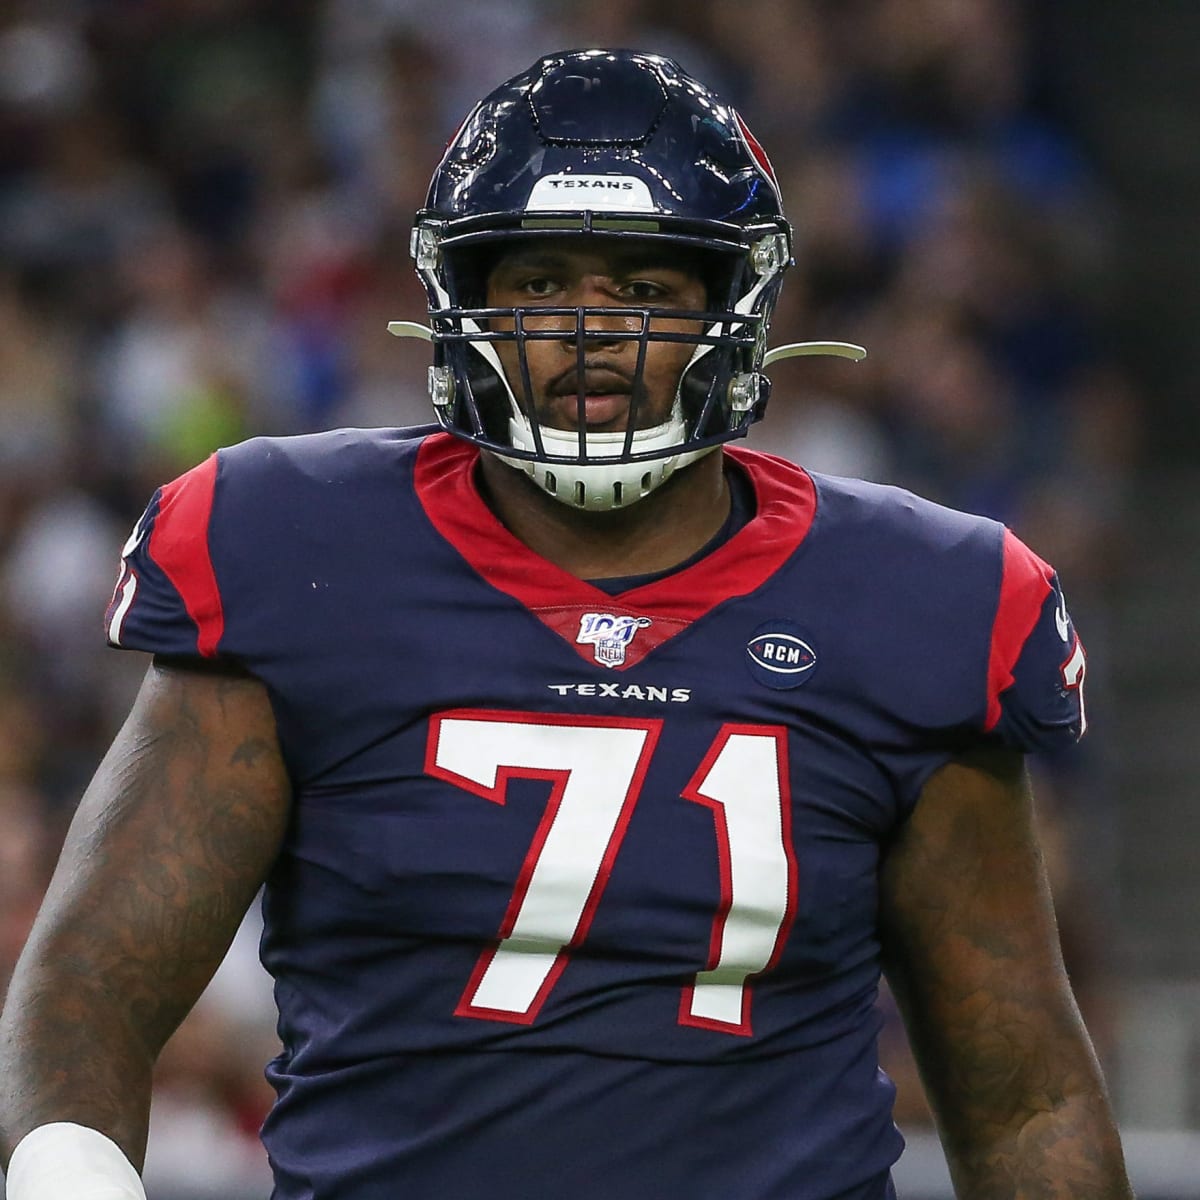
<box><xmin>984</xmin><ymin>528</ymin><xmax>1054</xmax><ymax>731</ymax></box>
<box><xmin>147</xmin><ymin>453</ymin><xmax>225</xmax><ymax>658</ymax></box>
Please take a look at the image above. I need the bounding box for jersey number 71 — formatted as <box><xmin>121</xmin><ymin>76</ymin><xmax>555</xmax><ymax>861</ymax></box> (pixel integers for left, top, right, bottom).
<box><xmin>426</xmin><ymin>710</ymin><xmax>797</xmax><ymax>1037</ymax></box>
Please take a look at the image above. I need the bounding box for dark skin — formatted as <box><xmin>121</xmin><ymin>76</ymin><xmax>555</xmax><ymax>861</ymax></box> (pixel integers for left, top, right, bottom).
<box><xmin>0</xmin><ymin>659</ymin><xmax>290</xmax><ymax>1168</ymax></box>
<box><xmin>879</xmin><ymin>747</ymin><xmax>1132</xmax><ymax>1197</ymax></box>
<box><xmin>479</xmin><ymin>239</ymin><xmax>731</xmax><ymax>579</ymax></box>
<box><xmin>0</xmin><ymin>240</ymin><xmax>1133</xmax><ymax>1196</ymax></box>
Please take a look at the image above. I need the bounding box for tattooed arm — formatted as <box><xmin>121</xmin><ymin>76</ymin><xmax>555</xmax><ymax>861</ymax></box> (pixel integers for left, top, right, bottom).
<box><xmin>0</xmin><ymin>656</ymin><xmax>291</xmax><ymax>1172</ymax></box>
<box><xmin>879</xmin><ymin>746</ymin><xmax>1134</xmax><ymax>1199</ymax></box>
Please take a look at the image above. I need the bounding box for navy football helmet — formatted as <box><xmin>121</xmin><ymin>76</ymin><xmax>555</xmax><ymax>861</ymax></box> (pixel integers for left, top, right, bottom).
<box><xmin>391</xmin><ymin>48</ymin><xmax>863</xmax><ymax>510</ymax></box>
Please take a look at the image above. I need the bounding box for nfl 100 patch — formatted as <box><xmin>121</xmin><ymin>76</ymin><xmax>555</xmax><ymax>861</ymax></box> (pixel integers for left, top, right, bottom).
<box><xmin>576</xmin><ymin>612</ymin><xmax>653</xmax><ymax>669</ymax></box>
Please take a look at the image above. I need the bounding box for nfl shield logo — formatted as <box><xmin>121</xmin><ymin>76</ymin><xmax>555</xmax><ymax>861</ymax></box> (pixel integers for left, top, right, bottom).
<box><xmin>576</xmin><ymin>612</ymin><xmax>652</xmax><ymax>669</ymax></box>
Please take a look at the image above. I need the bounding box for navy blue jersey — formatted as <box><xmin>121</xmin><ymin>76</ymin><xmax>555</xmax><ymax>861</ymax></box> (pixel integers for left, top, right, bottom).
<box><xmin>106</xmin><ymin>429</ymin><xmax>1086</xmax><ymax>1200</ymax></box>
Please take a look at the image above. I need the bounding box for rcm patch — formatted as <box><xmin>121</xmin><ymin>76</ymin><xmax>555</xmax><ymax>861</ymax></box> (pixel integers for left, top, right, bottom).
<box><xmin>746</xmin><ymin>622</ymin><xmax>818</xmax><ymax>690</ymax></box>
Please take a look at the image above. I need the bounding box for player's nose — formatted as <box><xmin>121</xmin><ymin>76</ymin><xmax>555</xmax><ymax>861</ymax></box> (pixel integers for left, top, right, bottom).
<box><xmin>564</xmin><ymin>278</ymin><xmax>642</xmax><ymax>348</ymax></box>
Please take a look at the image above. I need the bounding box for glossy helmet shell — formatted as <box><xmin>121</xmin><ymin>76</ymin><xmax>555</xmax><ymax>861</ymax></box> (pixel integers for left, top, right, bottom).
<box><xmin>411</xmin><ymin>48</ymin><xmax>792</xmax><ymax>509</ymax></box>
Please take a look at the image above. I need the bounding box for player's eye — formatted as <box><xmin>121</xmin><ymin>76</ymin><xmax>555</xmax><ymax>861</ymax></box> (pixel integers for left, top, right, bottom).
<box><xmin>619</xmin><ymin>279</ymin><xmax>670</xmax><ymax>302</ymax></box>
<box><xmin>518</xmin><ymin>276</ymin><xmax>561</xmax><ymax>298</ymax></box>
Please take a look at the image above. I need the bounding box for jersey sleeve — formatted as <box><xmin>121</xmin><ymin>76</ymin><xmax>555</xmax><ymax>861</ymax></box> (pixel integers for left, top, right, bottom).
<box><xmin>104</xmin><ymin>453</ymin><xmax>227</xmax><ymax>659</ymax></box>
<box><xmin>983</xmin><ymin>528</ymin><xmax>1087</xmax><ymax>752</ymax></box>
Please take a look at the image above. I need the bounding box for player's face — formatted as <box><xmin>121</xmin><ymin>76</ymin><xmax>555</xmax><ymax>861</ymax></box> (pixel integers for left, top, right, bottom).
<box><xmin>484</xmin><ymin>239</ymin><xmax>708</xmax><ymax>434</ymax></box>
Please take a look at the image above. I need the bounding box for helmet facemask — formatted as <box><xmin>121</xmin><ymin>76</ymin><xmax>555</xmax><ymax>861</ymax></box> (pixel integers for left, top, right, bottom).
<box><xmin>409</xmin><ymin>225</ymin><xmax>789</xmax><ymax>511</ymax></box>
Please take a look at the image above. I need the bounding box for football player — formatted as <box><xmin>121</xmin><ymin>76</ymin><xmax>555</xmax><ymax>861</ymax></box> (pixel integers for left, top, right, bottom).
<box><xmin>0</xmin><ymin>49</ymin><xmax>1131</xmax><ymax>1200</ymax></box>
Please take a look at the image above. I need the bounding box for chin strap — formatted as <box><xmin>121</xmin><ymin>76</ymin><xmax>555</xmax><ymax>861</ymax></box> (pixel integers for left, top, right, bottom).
<box><xmin>762</xmin><ymin>341</ymin><xmax>867</xmax><ymax>367</ymax></box>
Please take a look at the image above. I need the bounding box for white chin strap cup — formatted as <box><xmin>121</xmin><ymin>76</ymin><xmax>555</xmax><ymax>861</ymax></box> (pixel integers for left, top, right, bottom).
<box><xmin>498</xmin><ymin>414</ymin><xmax>718</xmax><ymax>513</ymax></box>
<box><xmin>496</xmin><ymin>441</ymin><xmax>717</xmax><ymax>512</ymax></box>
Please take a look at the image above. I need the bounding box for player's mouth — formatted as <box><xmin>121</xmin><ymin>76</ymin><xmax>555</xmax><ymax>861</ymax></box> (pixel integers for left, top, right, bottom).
<box><xmin>544</xmin><ymin>369</ymin><xmax>636</xmax><ymax>431</ymax></box>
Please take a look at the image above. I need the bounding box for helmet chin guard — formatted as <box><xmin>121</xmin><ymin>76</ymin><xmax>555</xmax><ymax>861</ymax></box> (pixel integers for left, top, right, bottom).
<box><xmin>392</xmin><ymin>48</ymin><xmax>865</xmax><ymax>511</ymax></box>
<box><xmin>497</xmin><ymin>407</ymin><xmax>718</xmax><ymax>512</ymax></box>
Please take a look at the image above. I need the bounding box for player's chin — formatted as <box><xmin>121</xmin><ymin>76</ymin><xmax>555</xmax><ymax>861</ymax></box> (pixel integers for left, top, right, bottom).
<box><xmin>542</xmin><ymin>394</ymin><xmax>634</xmax><ymax>432</ymax></box>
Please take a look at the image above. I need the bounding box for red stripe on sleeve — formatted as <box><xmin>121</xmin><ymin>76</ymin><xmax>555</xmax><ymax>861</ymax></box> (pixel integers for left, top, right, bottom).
<box><xmin>147</xmin><ymin>454</ymin><xmax>225</xmax><ymax>658</ymax></box>
<box><xmin>984</xmin><ymin>528</ymin><xmax>1054</xmax><ymax>730</ymax></box>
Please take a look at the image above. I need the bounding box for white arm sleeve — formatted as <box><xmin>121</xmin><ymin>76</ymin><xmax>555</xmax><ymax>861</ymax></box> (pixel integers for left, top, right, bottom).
<box><xmin>5</xmin><ymin>1123</ymin><xmax>146</xmax><ymax>1200</ymax></box>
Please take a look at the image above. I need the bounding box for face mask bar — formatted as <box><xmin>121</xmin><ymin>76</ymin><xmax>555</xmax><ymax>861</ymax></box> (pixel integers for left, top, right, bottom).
<box><xmin>427</xmin><ymin>302</ymin><xmax>761</xmax><ymax>464</ymax></box>
<box><xmin>511</xmin><ymin>306</ymin><xmax>657</xmax><ymax>462</ymax></box>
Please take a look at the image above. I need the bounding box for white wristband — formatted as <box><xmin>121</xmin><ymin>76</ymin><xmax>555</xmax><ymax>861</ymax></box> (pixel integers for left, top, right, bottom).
<box><xmin>6</xmin><ymin>1122</ymin><xmax>147</xmax><ymax>1200</ymax></box>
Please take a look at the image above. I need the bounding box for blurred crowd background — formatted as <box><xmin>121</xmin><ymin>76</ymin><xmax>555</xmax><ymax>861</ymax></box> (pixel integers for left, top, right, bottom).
<box><xmin>0</xmin><ymin>1</ymin><xmax>1195</xmax><ymax>1197</ymax></box>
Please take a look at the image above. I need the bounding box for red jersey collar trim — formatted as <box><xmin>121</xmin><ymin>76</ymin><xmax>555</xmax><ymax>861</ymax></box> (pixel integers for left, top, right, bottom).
<box><xmin>413</xmin><ymin>433</ymin><xmax>816</xmax><ymax>622</ymax></box>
